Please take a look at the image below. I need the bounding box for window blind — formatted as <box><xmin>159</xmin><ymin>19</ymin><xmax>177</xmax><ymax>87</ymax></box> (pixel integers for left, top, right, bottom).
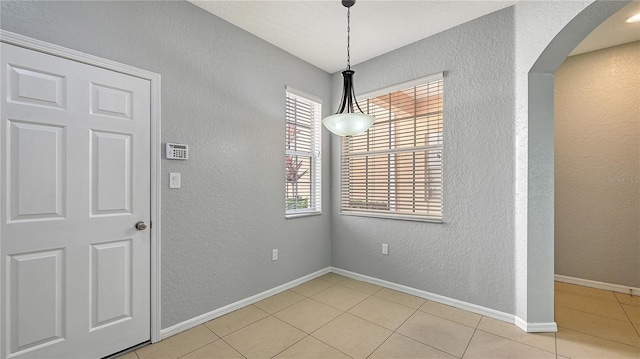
<box><xmin>340</xmin><ymin>75</ymin><xmax>443</xmax><ymax>222</ymax></box>
<box><xmin>285</xmin><ymin>89</ymin><xmax>322</xmax><ymax>216</ymax></box>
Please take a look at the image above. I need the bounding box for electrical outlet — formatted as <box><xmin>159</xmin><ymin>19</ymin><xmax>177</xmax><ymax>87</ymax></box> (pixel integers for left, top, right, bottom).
<box><xmin>382</xmin><ymin>244</ymin><xmax>389</xmax><ymax>255</ymax></box>
<box><xmin>272</xmin><ymin>249</ymin><xmax>278</xmax><ymax>261</ymax></box>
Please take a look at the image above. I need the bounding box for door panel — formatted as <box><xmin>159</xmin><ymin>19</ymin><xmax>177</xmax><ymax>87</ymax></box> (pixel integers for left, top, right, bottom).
<box><xmin>91</xmin><ymin>131</ymin><xmax>133</xmax><ymax>216</ymax></box>
<box><xmin>90</xmin><ymin>83</ymin><xmax>132</xmax><ymax>119</ymax></box>
<box><xmin>8</xmin><ymin>249</ymin><xmax>65</xmax><ymax>354</ymax></box>
<box><xmin>90</xmin><ymin>239</ymin><xmax>132</xmax><ymax>330</ymax></box>
<box><xmin>1</xmin><ymin>43</ymin><xmax>151</xmax><ymax>359</ymax></box>
<box><xmin>8</xmin><ymin>121</ymin><xmax>66</xmax><ymax>222</ymax></box>
<box><xmin>8</xmin><ymin>65</ymin><xmax>66</xmax><ymax>109</ymax></box>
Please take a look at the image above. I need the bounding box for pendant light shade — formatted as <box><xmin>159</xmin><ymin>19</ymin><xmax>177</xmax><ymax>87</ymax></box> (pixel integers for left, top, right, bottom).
<box><xmin>322</xmin><ymin>1</ymin><xmax>376</xmax><ymax>137</ymax></box>
<box><xmin>323</xmin><ymin>70</ymin><xmax>376</xmax><ymax>136</ymax></box>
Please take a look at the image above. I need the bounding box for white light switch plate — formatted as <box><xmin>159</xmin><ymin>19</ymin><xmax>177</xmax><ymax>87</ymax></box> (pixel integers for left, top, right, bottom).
<box><xmin>169</xmin><ymin>173</ymin><xmax>181</xmax><ymax>189</ymax></box>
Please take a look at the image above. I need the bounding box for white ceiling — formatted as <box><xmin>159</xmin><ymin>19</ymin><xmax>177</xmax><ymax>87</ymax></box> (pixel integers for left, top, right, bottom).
<box><xmin>191</xmin><ymin>0</ymin><xmax>640</xmax><ymax>73</ymax></box>
<box><xmin>570</xmin><ymin>1</ymin><xmax>640</xmax><ymax>57</ymax></box>
<box><xmin>191</xmin><ymin>0</ymin><xmax>518</xmax><ymax>73</ymax></box>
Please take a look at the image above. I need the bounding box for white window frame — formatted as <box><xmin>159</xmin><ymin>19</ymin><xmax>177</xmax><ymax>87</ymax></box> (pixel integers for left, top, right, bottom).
<box><xmin>285</xmin><ymin>86</ymin><xmax>322</xmax><ymax>218</ymax></box>
<box><xmin>340</xmin><ymin>72</ymin><xmax>443</xmax><ymax>222</ymax></box>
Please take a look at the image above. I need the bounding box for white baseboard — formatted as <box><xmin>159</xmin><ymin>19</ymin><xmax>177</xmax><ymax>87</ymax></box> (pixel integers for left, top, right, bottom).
<box><xmin>515</xmin><ymin>317</ymin><xmax>558</xmax><ymax>333</ymax></box>
<box><xmin>555</xmin><ymin>274</ymin><xmax>640</xmax><ymax>296</ymax></box>
<box><xmin>330</xmin><ymin>267</ymin><xmax>515</xmax><ymax>325</ymax></box>
<box><xmin>161</xmin><ymin>265</ymin><xmax>564</xmax><ymax>340</ymax></box>
<box><xmin>160</xmin><ymin>267</ymin><xmax>331</xmax><ymax>339</ymax></box>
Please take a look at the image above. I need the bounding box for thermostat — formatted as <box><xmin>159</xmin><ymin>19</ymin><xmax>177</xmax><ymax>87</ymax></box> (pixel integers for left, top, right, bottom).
<box><xmin>166</xmin><ymin>143</ymin><xmax>188</xmax><ymax>160</ymax></box>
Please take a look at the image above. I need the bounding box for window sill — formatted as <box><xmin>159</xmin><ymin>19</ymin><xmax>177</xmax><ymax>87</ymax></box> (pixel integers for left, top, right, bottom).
<box><xmin>285</xmin><ymin>211</ymin><xmax>322</xmax><ymax>219</ymax></box>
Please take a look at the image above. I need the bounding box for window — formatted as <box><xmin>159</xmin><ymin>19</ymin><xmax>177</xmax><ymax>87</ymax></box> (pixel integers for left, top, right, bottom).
<box><xmin>285</xmin><ymin>87</ymin><xmax>322</xmax><ymax>217</ymax></box>
<box><xmin>340</xmin><ymin>73</ymin><xmax>443</xmax><ymax>222</ymax></box>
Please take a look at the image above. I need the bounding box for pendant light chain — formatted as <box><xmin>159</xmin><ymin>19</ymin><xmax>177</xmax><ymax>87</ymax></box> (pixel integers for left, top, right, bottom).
<box><xmin>346</xmin><ymin>7</ymin><xmax>351</xmax><ymax>70</ymax></box>
<box><xmin>321</xmin><ymin>0</ymin><xmax>376</xmax><ymax>137</ymax></box>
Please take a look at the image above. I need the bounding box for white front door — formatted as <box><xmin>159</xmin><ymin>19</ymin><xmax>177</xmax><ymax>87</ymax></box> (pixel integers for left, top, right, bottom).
<box><xmin>1</xmin><ymin>43</ymin><xmax>151</xmax><ymax>359</ymax></box>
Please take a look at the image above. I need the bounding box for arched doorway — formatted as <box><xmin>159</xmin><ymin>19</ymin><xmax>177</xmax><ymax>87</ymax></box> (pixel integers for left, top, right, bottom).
<box><xmin>516</xmin><ymin>0</ymin><xmax>631</xmax><ymax>331</ymax></box>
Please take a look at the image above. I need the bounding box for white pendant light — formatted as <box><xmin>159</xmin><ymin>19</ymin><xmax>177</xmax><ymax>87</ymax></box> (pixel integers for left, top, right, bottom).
<box><xmin>322</xmin><ymin>0</ymin><xmax>376</xmax><ymax>137</ymax></box>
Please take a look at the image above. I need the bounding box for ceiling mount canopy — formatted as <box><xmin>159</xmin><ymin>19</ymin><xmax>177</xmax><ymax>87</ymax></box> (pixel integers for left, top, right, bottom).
<box><xmin>322</xmin><ymin>0</ymin><xmax>376</xmax><ymax>137</ymax></box>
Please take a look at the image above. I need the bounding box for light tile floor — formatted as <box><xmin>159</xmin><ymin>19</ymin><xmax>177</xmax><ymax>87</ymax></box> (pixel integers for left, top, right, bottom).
<box><xmin>121</xmin><ymin>275</ymin><xmax>640</xmax><ymax>358</ymax></box>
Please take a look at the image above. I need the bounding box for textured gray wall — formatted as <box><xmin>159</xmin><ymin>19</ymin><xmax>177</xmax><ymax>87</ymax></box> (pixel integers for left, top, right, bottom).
<box><xmin>555</xmin><ymin>42</ymin><xmax>640</xmax><ymax>287</ymax></box>
<box><xmin>330</xmin><ymin>8</ymin><xmax>516</xmax><ymax>314</ymax></box>
<box><xmin>0</xmin><ymin>1</ymin><xmax>333</xmax><ymax>329</ymax></box>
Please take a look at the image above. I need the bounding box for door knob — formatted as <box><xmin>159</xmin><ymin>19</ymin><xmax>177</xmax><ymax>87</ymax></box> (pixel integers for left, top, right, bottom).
<box><xmin>135</xmin><ymin>221</ymin><xmax>148</xmax><ymax>231</ymax></box>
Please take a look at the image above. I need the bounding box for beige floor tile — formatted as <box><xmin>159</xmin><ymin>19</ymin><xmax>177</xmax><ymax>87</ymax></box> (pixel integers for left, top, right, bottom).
<box><xmin>555</xmin><ymin>281</ymin><xmax>618</xmax><ymax>302</ymax></box>
<box><xmin>369</xmin><ymin>333</ymin><xmax>456</xmax><ymax>359</ymax></box>
<box><xmin>274</xmin><ymin>336</ymin><xmax>350</xmax><ymax>359</ymax></box>
<box><xmin>253</xmin><ymin>290</ymin><xmax>305</xmax><ymax>314</ymax></box>
<box><xmin>136</xmin><ymin>325</ymin><xmax>217</xmax><ymax>359</ymax></box>
<box><xmin>204</xmin><ymin>305</ymin><xmax>269</xmax><ymax>337</ymax></box>
<box><xmin>274</xmin><ymin>298</ymin><xmax>343</xmax><ymax>333</ymax></box>
<box><xmin>396</xmin><ymin>310</ymin><xmax>475</xmax><ymax>357</ymax></box>
<box><xmin>290</xmin><ymin>278</ymin><xmax>334</xmax><ymax>297</ymax></box>
<box><xmin>312</xmin><ymin>313</ymin><xmax>392</xmax><ymax>359</ymax></box>
<box><xmin>556</xmin><ymin>306</ymin><xmax>640</xmax><ymax>347</ymax></box>
<box><xmin>311</xmin><ymin>284</ymin><xmax>370</xmax><ymax>311</ymax></box>
<box><xmin>557</xmin><ymin>328</ymin><xmax>640</xmax><ymax>359</ymax></box>
<box><xmin>477</xmin><ymin>316</ymin><xmax>556</xmax><ymax>353</ymax></box>
<box><xmin>374</xmin><ymin>288</ymin><xmax>426</xmax><ymax>309</ymax></box>
<box><xmin>116</xmin><ymin>351</ymin><xmax>139</xmax><ymax>359</ymax></box>
<box><xmin>419</xmin><ymin>300</ymin><xmax>481</xmax><ymax>328</ymax></box>
<box><xmin>319</xmin><ymin>273</ymin><xmax>349</xmax><ymax>284</ymax></box>
<box><xmin>634</xmin><ymin>323</ymin><xmax>640</xmax><ymax>334</ymax></box>
<box><xmin>181</xmin><ymin>339</ymin><xmax>244</xmax><ymax>359</ymax></box>
<box><xmin>622</xmin><ymin>304</ymin><xmax>640</xmax><ymax>325</ymax></box>
<box><xmin>348</xmin><ymin>296</ymin><xmax>415</xmax><ymax>330</ymax></box>
<box><xmin>616</xmin><ymin>292</ymin><xmax>640</xmax><ymax>307</ymax></box>
<box><xmin>463</xmin><ymin>330</ymin><xmax>556</xmax><ymax>359</ymax></box>
<box><xmin>337</xmin><ymin>278</ymin><xmax>382</xmax><ymax>295</ymax></box>
<box><xmin>556</xmin><ymin>291</ymin><xmax>628</xmax><ymax>321</ymax></box>
<box><xmin>223</xmin><ymin>316</ymin><xmax>306</xmax><ymax>359</ymax></box>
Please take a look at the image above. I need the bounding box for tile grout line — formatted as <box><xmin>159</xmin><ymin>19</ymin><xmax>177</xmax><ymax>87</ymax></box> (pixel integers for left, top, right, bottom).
<box><xmin>308</xmin><ymin>333</ymin><xmax>356</xmax><ymax>359</ymax></box>
<box><xmin>205</xmin><ymin>305</ymin><xmax>271</xmax><ymax>338</ymax></box>
<box><xmin>140</xmin><ymin>278</ymin><xmax>640</xmax><ymax>358</ymax></box>
<box><xmin>392</xmin><ymin>331</ymin><xmax>457</xmax><ymax>358</ymax></box>
<box><xmin>267</xmin><ymin>331</ymin><xmax>309</xmax><ymax>359</ymax></box>
<box><xmin>172</xmin><ymin>330</ymin><xmax>220</xmax><ymax>359</ymax></box>
<box><xmin>475</xmin><ymin>313</ymin><xmax>557</xmax><ymax>355</ymax></box>
<box><xmin>620</xmin><ymin>305</ymin><xmax>640</xmax><ymax>338</ymax></box>
<box><xmin>615</xmin><ymin>290</ymin><xmax>640</xmax><ymax>336</ymax></box>
<box><xmin>558</xmin><ymin>290</ymin><xmax>640</xmax><ymax>347</ymax></box>
<box><xmin>363</xmin><ymin>306</ymin><xmax>419</xmax><ymax>358</ymax></box>
<box><xmin>222</xmin><ymin>303</ymin><xmax>312</xmax><ymax>358</ymax></box>
<box><xmin>245</xmin><ymin>273</ymin><xmax>388</xmax><ymax>358</ymax></box>
<box><xmin>459</xmin><ymin>320</ymin><xmax>478</xmax><ymax>359</ymax></box>
<box><xmin>555</xmin><ymin>287</ymin><xmax>620</xmax><ymax>303</ymax></box>
<box><xmin>556</xmin><ymin>325</ymin><xmax>640</xmax><ymax>349</ymax></box>
<box><xmin>473</xmin><ymin>327</ymin><xmax>557</xmax><ymax>355</ymax></box>
<box><xmin>310</xmin><ymin>278</ymin><xmax>486</xmax><ymax>358</ymax></box>
<box><xmin>306</xmin><ymin>305</ymin><xmax>356</xmax><ymax>358</ymax></box>
<box><xmin>306</xmin><ymin>284</ymin><xmax>387</xmax><ymax>358</ymax></box>
<box><xmin>415</xmin><ymin>305</ymin><xmax>482</xmax><ymax>329</ymax></box>
<box><xmin>257</xmin><ymin>276</ymin><xmax>389</xmax><ymax>358</ymax></box>
<box><xmin>218</xmin><ymin>336</ymin><xmax>248</xmax><ymax>359</ymax></box>
<box><xmin>555</xmin><ymin>302</ymin><xmax>632</xmax><ymax>323</ymax></box>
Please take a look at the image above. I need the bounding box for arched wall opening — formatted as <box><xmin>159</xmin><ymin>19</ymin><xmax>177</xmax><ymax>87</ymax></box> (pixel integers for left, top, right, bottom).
<box><xmin>518</xmin><ymin>0</ymin><xmax>631</xmax><ymax>331</ymax></box>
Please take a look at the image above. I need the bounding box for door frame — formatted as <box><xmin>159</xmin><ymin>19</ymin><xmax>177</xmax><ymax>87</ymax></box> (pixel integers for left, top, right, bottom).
<box><xmin>0</xmin><ymin>30</ymin><xmax>163</xmax><ymax>344</ymax></box>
